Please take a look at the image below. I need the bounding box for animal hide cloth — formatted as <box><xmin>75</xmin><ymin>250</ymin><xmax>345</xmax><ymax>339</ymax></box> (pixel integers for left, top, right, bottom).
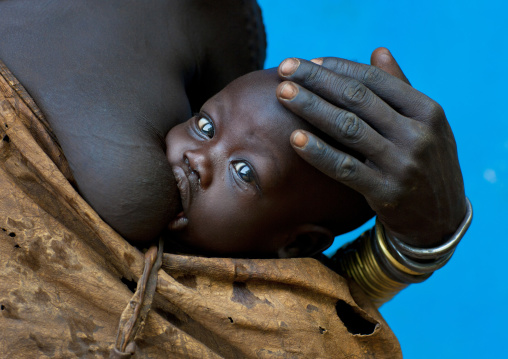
<box><xmin>0</xmin><ymin>60</ymin><xmax>402</xmax><ymax>358</ymax></box>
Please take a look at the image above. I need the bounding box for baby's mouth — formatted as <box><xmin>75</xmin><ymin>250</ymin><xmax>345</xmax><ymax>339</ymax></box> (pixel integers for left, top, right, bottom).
<box><xmin>169</xmin><ymin>166</ymin><xmax>190</xmax><ymax>231</ymax></box>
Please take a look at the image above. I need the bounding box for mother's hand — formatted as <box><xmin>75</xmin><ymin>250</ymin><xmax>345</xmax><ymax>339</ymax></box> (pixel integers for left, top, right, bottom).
<box><xmin>276</xmin><ymin>48</ymin><xmax>466</xmax><ymax>247</ymax></box>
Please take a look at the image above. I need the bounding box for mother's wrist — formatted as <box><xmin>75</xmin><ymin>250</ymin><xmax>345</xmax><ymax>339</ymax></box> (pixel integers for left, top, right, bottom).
<box><xmin>383</xmin><ymin>197</ymin><xmax>472</xmax><ymax>265</ymax></box>
<box><xmin>383</xmin><ymin>194</ymin><xmax>469</xmax><ymax>248</ymax></box>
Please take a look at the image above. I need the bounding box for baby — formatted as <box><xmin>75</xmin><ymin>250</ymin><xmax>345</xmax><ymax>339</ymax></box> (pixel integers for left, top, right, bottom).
<box><xmin>164</xmin><ymin>69</ymin><xmax>373</xmax><ymax>258</ymax></box>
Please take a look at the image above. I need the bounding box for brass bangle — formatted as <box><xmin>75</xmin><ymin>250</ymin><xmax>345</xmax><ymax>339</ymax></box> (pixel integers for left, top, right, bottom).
<box><xmin>375</xmin><ymin>220</ymin><xmax>423</xmax><ymax>276</ymax></box>
<box><xmin>383</xmin><ymin>231</ymin><xmax>455</xmax><ymax>274</ymax></box>
<box><xmin>333</xmin><ymin>221</ymin><xmax>444</xmax><ymax>307</ymax></box>
<box><xmin>336</xmin><ymin>230</ymin><xmax>408</xmax><ymax>307</ymax></box>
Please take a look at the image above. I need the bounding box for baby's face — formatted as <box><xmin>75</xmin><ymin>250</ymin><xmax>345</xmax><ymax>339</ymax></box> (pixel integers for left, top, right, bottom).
<box><xmin>165</xmin><ymin>70</ymin><xmax>364</xmax><ymax>257</ymax></box>
<box><xmin>165</xmin><ymin>70</ymin><xmax>310</xmax><ymax>257</ymax></box>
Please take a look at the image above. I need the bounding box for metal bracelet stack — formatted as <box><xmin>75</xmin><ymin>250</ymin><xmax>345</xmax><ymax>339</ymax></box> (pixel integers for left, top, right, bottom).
<box><xmin>383</xmin><ymin>197</ymin><xmax>473</xmax><ymax>274</ymax></box>
<box><xmin>333</xmin><ymin>197</ymin><xmax>473</xmax><ymax>307</ymax></box>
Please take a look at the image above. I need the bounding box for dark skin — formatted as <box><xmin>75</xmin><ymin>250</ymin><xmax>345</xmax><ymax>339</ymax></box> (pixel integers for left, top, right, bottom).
<box><xmin>0</xmin><ymin>1</ymin><xmax>465</xmax><ymax>251</ymax></box>
<box><xmin>277</xmin><ymin>48</ymin><xmax>466</xmax><ymax>248</ymax></box>
<box><xmin>165</xmin><ymin>70</ymin><xmax>372</xmax><ymax>258</ymax></box>
<box><xmin>0</xmin><ymin>0</ymin><xmax>264</xmax><ymax>243</ymax></box>
<box><xmin>165</xmin><ymin>51</ymin><xmax>466</xmax><ymax>256</ymax></box>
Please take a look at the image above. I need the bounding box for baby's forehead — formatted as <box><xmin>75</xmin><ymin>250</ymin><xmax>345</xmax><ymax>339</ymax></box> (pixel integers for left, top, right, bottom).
<box><xmin>214</xmin><ymin>69</ymin><xmax>309</xmax><ymax>134</ymax></box>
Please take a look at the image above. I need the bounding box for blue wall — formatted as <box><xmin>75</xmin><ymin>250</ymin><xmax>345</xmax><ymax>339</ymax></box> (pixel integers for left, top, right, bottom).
<box><xmin>258</xmin><ymin>1</ymin><xmax>508</xmax><ymax>357</ymax></box>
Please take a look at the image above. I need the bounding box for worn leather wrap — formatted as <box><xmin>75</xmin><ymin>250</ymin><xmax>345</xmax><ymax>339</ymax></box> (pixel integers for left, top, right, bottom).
<box><xmin>0</xmin><ymin>61</ymin><xmax>402</xmax><ymax>358</ymax></box>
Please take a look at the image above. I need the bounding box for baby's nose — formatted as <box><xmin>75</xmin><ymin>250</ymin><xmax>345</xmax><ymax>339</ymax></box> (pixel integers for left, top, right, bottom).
<box><xmin>184</xmin><ymin>149</ymin><xmax>212</xmax><ymax>188</ymax></box>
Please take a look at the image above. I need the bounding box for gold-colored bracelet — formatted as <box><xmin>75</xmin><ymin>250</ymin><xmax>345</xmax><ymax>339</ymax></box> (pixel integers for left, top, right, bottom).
<box><xmin>334</xmin><ymin>220</ymin><xmax>430</xmax><ymax>307</ymax></box>
<box><xmin>375</xmin><ymin>220</ymin><xmax>422</xmax><ymax>276</ymax></box>
<box><xmin>336</xmin><ymin>230</ymin><xmax>406</xmax><ymax>307</ymax></box>
<box><xmin>332</xmin><ymin>210</ymin><xmax>471</xmax><ymax>306</ymax></box>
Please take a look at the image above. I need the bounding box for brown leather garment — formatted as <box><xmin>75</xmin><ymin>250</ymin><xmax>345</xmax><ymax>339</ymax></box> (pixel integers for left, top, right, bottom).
<box><xmin>0</xmin><ymin>61</ymin><xmax>401</xmax><ymax>358</ymax></box>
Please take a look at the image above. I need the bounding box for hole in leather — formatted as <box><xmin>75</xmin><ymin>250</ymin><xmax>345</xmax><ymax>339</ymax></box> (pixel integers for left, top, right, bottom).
<box><xmin>336</xmin><ymin>300</ymin><xmax>377</xmax><ymax>335</ymax></box>
<box><xmin>121</xmin><ymin>277</ymin><xmax>137</xmax><ymax>293</ymax></box>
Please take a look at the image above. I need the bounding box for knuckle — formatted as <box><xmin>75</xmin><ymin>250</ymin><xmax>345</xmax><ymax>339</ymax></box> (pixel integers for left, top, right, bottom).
<box><xmin>300</xmin><ymin>91</ymin><xmax>322</xmax><ymax>114</ymax></box>
<box><xmin>416</xmin><ymin>98</ymin><xmax>445</xmax><ymax>124</ymax></box>
<box><xmin>335</xmin><ymin>155</ymin><xmax>357</xmax><ymax>180</ymax></box>
<box><xmin>427</xmin><ymin>101</ymin><xmax>445</xmax><ymax>125</ymax></box>
<box><xmin>324</xmin><ymin>58</ymin><xmax>345</xmax><ymax>73</ymax></box>
<box><xmin>312</xmin><ymin>140</ymin><xmax>333</xmax><ymax>167</ymax></box>
<box><xmin>312</xmin><ymin>138</ymin><xmax>328</xmax><ymax>157</ymax></box>
<box><xmin>404</xmin><ymin>122</ymin><xmax>424</xmax><ymax>143</ymax></box>
<box><xmin>362</xmin><ymin>65</ymin><xmax>383</xmax><ymax>84</ymax></box>
<box><xmin>343</xmin><ymin>81</ymin><xmax>368</xmax><ymax>104</ymax></box>
<box><xmin>396</xmin><ymin>158</ymin><xmax>421</xmax><ymax>190</ymax></box>
<box><xmin>427</xmin><ymin>100</ymin><xmax>444</xmax><ymax>116</ymax></box>
<box><xmin>395</xmin><ymin>147</ymin><xmax>428</xmax><ymax>188</ymax></box>
<box><xmin>304</xmin><ymin>63</ymin><xmax>323</xmax><ymax>84</ymax></box>
<box><xmin>372</xmin><ymin>140</ymin><xmax>392</xmax><ymax>159</ymax></box>
<box><xmin>335</xmin><ymin>60</ymin><xmax>350</xmax><ymax>75</ymax></box>
<box><xmin>336</xmin><ymin>112</ymin><xmax>364</xmax><ymax>142</ymax></box>
<box><xmin>408</xmin><ymin>123</ymin><xmax>432</xmax><ymax>156</ymax></box>
<box><xmin>400</xmin><ymin>156</ymin><xmax>419</xmax><ymax>176</ymax></box>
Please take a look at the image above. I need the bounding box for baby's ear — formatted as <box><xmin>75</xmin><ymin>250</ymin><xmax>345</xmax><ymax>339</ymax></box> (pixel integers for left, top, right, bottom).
<box><xmin>277</xmin><ymin>224</ymin><xmax>334</xmax><ymax>258</ymax></box>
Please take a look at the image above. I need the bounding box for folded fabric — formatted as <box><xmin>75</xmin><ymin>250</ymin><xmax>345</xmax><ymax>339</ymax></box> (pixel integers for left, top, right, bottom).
<box><xmin>0</xmin><ymin>60</ymin><xmax>401</xmax><ymax>358</ymax></box>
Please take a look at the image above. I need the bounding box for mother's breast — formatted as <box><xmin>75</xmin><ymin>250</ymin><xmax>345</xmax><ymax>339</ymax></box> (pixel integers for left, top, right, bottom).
<box><xmin>40</xmin><ymin>81</ymin><xmax>191</xmax><ymax>243</ymax></box>
<box><xmin>0</xmin><ymin>0</ymin><xmax>198</xmax><ymax>243</ymax></box>
<box><xmin>70</xmin><ymin>127</ymin><xmax>181</xmax><ymax>243</ymax></box>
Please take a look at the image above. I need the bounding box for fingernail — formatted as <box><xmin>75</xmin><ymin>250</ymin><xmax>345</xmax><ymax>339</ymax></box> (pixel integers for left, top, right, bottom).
<box><xmin>279</xmin><ymin>58</ymin><xmax>300</xmax><ymax>76</ymax></box>
<box><xmin>310</xmin><ymin>58</ymin><xmax>323</xmax><ymax>65</ymax></box>
<box><xmin>379</xmin><ymin>52</ymin><xmax>391</xmax><ymax>63</ymax></box>
<box><xmin>292</xmin><ymin>131</ymin><xmax>308</xmax><ymax>148</ymax></box>
<box><xmin>279</xmin><ymin>82</ymin><xmax>298</xmax><ymax>100</ymax></box>
<box><xmin>375</xmin><ymin>47</ymin><xmax>393</xmax><ymax>63</ymax></box>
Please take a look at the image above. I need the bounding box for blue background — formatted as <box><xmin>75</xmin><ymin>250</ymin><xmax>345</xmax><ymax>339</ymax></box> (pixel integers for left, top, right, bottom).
<box><xmin>258</xmin><ymin>0</ymin><xmax>507</xmax><ymax>357</ymax></box>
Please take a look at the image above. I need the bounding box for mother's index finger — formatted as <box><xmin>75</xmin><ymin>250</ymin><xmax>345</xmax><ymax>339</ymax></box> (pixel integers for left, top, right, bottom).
<box><xmin>279</xmin><ymin>57</ymin><xmax>428</xmax><ymax>119</ymax></box>
<box><xmin>290</xmin><ymin>130</ymin><xmax>380</xmax><ymax>195</ymax></box>
<box><xmin>279</xmin><ymin>60</ymin><xmax>402</xmax><ymax>135</ymax></box>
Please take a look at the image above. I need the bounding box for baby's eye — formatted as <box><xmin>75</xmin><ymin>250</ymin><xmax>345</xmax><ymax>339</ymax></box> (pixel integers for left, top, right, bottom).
<box><xmin>197</xmin><ymin>117</ymin><xmax>215</xmax><ymax>138</ymax></box>
<box><xmin>233</xmin><ymin>161</ymin><xmax>255</xmax><ymax>183</ymax></box>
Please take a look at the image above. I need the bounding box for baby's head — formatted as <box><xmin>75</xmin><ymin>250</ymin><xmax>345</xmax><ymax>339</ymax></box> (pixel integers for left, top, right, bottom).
<box><xmin>165</xmin><ymin>69</ymin><xmax>373</xmax><ymax>258</ymax></box>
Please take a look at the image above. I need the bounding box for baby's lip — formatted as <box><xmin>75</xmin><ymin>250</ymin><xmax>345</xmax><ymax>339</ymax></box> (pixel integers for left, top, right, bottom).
<box><xmin>169</xmin><ymin>166</ymin><xmax>191</xmax><ymax>231</ymax></box>
<box><xmin>173</xmin><ymin>166</ymin><xmax>190</xmax><ymax>209</ymax></box>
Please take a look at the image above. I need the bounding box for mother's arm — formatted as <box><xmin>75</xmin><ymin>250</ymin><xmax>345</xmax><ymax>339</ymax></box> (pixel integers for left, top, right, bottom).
<box><xmin>276</xmin><ymin>49</ymin><xmax>466</xmax><ymax>248</ymax></box>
